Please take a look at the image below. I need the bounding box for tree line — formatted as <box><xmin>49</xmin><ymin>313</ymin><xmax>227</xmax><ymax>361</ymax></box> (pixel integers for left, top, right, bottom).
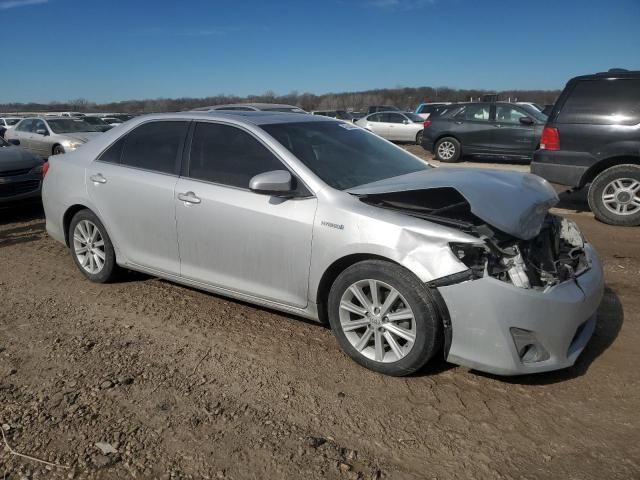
<box><xmin>0</xmin><ymin>86</ymin><xmax>562</xmax><ymax>114</ymax></box>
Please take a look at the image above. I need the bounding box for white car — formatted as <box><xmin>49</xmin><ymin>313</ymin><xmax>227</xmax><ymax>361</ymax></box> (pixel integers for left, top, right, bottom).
<box><xmin>356</xmin><ymin>111</ymin><xmax>426</xmax><ymax>144</ymax></box>
<box><xmin>0</xmin><ymin>117</ymin><xmax>22</xmax><ymax>137</ymax></box>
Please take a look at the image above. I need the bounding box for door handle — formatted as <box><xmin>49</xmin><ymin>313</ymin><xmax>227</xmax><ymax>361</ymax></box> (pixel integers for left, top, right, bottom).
<box><xmin>494</xmin><ymin>124</ymin><xmax>503</xmax><ymax>128</ymax></box>
<box><xmin>178</xmin><ymin>191</ymin><xmax>201</xmax><ymax>205</ymax></box>
<box><xmin>90</xmin><ymin>173</ymin><xmax>107</xmax><ymax>184</ymax></box>
<box><xmin>455</xmin><ymin>121</ymin><xmax>463</xmax><ymax>125</ymax></box>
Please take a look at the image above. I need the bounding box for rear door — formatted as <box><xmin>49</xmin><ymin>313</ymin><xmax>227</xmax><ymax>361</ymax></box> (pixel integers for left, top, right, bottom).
<box><xmin>492</xmin><ymin>104</ymin><xmax>538</xmax><ymax>156</ymax></box>
<box><xmin>86</xmin><ymin>120</ymin><xmax>189</xmax><ymax>275</ymax></box>
<box><xmin>13</xmin><ymin>119</ymin><xmax>35</xmax><ymax>153</ymax></box>
<box><xmin>384</xmin><ymin>113</ymin><xmax>409</xmax><ymax>141</ymax></box>
<box><xmin>364</xmin><ymin>113</ymin><xmax>388</xmax><ymax>138</ymax></box>
<box><xmin>450</xmin><ymin>104</ymin><xmax>494</xmax><ymax>152</ymax></box>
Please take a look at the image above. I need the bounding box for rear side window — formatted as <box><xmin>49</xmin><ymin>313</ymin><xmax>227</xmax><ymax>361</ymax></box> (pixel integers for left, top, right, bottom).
<box><xmin>98</xmin><ymin>137</ymin><xmax>126</xmax><ymax>163</ymax></box>
<box><xmin>557</xmin><ymin>79</ymin><xmax>640</xmax><ymax>125</ymax></box>
<box><xmin>17</xmin><ymin>119</ymin><xmax>34</xmax><ymax>132</ymax></box>
<box><xmin>188</xmin><ymin>122</ymin><xmax>285</xmax><ymax>189</ymax></box>
<box><xmin>456</xmin><ymin>104</ymin><xmax>490</xmax><ymax>121</ymax></box>
<box><xmin>120</xmin><ymin>121</ymin><xmax>188</xmax><ymax>174</ymax></box>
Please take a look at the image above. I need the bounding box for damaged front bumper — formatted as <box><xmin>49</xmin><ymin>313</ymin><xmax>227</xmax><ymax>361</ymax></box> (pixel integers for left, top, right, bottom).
<box><xmin>437</xmin><ymin>243</ymin><xmax>604</xmax><ymax>376</ymax></box>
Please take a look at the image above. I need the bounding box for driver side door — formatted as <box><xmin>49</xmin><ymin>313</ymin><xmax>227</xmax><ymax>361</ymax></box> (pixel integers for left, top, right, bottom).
<box><xmin>174</xmin><ymin>121</ymin><xmax>317</xmax><ymax>308</ymax></box>
<box><xmin>31</xmin><ymin>119</ymin><xmax>51</xmax><ymax>158</ymax></box>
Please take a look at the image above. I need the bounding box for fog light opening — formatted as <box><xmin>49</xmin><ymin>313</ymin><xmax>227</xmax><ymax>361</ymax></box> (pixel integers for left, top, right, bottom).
<box><xmin>510</xmin><ymin>328</ymin><xmax>550</xmax><ymax>364</ymax></box>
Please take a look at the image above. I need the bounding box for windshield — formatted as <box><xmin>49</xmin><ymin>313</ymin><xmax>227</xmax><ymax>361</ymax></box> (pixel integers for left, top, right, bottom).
<box><xmin>261</xmin><ymin>121</ymin><xmax>429</xmax><ymax>190</ymax></box>
<box><xmin>47</xmin><ymin>119</ymin><xmax>99</xmax><ymax>133</ymax></box>
<box><xmin>5</xmin><ymin>118</ymin><xmax>21</xmax><ymax>126</ymax></box>
<box><xmin>83</xmin><ymin>117</ymin><xmax>107</xmax><ymax>125</ymax></box>
<box><xmin>103</xmin><ymin>118</ymin><xmax>122</xmax><ymax>123</ymax></box>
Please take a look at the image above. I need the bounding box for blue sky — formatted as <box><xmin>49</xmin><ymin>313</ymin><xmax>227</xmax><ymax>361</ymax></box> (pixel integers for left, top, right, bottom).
<box><xmin>1</xmin><ymin>0</ymin><xmax>639</xmax><ymax>103</ymax></box>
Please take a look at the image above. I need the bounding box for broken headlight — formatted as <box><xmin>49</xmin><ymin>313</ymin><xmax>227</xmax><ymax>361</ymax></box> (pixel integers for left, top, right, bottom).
<box><xmin>449</xmin><ymin>243</ymin><xmax>489</xmax><ymax>279</ymax></box>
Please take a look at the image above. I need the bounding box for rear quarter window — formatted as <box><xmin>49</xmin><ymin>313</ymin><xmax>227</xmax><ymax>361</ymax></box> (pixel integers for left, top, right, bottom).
<box><xmin>557</xmin><ymin>79</ymin><xmax>640</xmax><ymax>125</ymax></box>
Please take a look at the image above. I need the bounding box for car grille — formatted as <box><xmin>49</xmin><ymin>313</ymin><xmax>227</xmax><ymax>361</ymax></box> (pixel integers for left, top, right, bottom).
<box><xmin>0</xmin><ymin>168</ymin><xmax>31</xmax><ymax>177</ymax></box>
<box><xmin>0</xmin><ymin>180</ymin><xmax>40</xmax><ymax>197</ymax></box>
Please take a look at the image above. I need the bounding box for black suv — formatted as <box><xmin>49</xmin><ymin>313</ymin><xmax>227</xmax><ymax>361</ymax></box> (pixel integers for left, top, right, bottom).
<box><xmin>531</xmin><ymin>69</ymin><xmax>640</xmax><ymax>226</ymax></box>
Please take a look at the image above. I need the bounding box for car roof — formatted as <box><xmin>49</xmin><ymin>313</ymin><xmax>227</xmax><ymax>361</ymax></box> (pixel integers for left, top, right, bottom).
<box><xmin>194</xmin><ymin>103</ymin><xmax>302</xmax><ymax>111</ymax></box>
<box><xmin>125</xmin><ymin>111</ymin><xmax>335</xmax><ymax>126</ymax></box>
<box><xmin>569</xmin><ymin>69</ymin><xmax>640</xmax><ymax>82</ymax></box>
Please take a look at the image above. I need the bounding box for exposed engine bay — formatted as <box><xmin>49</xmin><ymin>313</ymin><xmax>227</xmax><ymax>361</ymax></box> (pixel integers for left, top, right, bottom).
<box><xmin>358</xmin><ymin>187</ymin><xmax>589</xmax><ymax>290</ymax></box>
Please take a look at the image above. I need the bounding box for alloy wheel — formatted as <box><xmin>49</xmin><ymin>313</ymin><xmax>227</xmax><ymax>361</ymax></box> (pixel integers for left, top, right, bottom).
<box><xmin>339</xmin><ymin>279</ymin><xmax>416</xmax><ymax>363</ymax></box>
<box><xmin>601</xmin><ymin>178</ymin><xmax>640</xmax><ymax>216</ymax></box>
<box><xmin>73</xmin><ymin>220</ymin><xmax>106</xmax><ymax>274</ymax></box>
<box><xmin>437</xmin><ymin>141</ymin><xmax>455</xmax><ymax>160</ymax></box>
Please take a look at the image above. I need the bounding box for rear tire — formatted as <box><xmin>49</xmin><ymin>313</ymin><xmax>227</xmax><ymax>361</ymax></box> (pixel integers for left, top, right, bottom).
<box><xmin>415</xmin><ymin>130</ymin><xmax>424</xmax><ymax>145</ymax></box>
<box><xmin>69</xmin><ymin>209</ymin><xmax>119</xmax><ymax>283</ymax></box>
<box><xmin>588</xmin><ymin>164</ymin><xmax>640</xmax><ymax>226</ymax></box>
<box><xmin>434</xmin><ymin>137</ymin><xmax>461</xmax><ymax>163</ymax></box>
<box><xmin>328</xmin><ymin>260</ymin><xmax>441</xmax><ymax>376</ymax></box>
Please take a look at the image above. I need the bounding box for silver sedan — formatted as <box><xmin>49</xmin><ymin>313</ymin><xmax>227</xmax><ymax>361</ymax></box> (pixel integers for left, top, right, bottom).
<box><xmin>6</xmin><ymin>117</ymin><xmax>102</xmax><ymax>158</ymax></box>
<box><xmin>356</xmin><ymin>111</ymin><xmax>426</xmax><ymax>144</ymax></box>
<box><xmin>42</xmin><ymin>112</ymin><xmax>603</xmax><ymax>376</ymax></box>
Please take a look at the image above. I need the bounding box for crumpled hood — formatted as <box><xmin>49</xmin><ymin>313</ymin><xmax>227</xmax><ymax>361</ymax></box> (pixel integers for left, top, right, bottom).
<box><xmin>64</xmin><ymin>132</ymin><xmax>102</xmax><ymax>144</ymax></box>
<box><xmin>347</xmin><ymin>168</ymin><xmax>559</xmax><ymax>240</ymax></box>
<box><xmin>0</xmin><ymin>145</ymin><xmax>42</xmax><ymax>171</ymax></box>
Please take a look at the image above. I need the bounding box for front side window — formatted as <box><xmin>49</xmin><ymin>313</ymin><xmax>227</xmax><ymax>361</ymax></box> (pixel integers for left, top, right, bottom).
<box><xmin>120</xmin><ymin>121</ymin><xmax>188</xmax><ymax>174</ymax></box>
<box><xmin>33</xmin><ymin>120</ymin><xmax>47</xmax><ymax>134</ymax></box>
<box><xmin>495</xmin><ymin>105</ymin><xmax>528</xmax><ymax>124</ymax></box>
<box><xmin>188</xmin><ymin>122</ymin><xmax>285</xmax><ymax>189</ymax></box>
<box><xmin>385</xmin><ymin>113</ymin><xmax>406</xmax><ymax>124</ymax></box>
<box><xmin>262</xmin><ymin>121</ymin><xmax>429</xmax><ymax>190</ymax></box>
<box><xmin>558</xmin><ymin>79</ymin><xmax>640</xmax><ymax>125</ymax></box>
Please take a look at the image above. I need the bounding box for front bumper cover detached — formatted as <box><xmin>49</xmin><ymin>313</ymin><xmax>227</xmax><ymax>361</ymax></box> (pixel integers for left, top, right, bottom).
<box><xmin>437</xmin><ymin>244</ymin><xmax>604</xmax><ymax>376</ymax></box>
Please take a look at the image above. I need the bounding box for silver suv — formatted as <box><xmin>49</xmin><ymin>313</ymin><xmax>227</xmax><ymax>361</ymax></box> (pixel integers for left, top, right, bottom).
<box><xmin>42</xmin><ymin>112</ymin><xmax>603</xmax><ymax>377</ymax></box>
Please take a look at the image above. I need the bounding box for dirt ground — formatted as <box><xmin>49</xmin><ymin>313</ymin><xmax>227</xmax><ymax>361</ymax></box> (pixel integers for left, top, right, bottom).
<box><xmin>1</xmin><ymin>155</ymin><xmax>639</xmax><ymax>479</ymax></box>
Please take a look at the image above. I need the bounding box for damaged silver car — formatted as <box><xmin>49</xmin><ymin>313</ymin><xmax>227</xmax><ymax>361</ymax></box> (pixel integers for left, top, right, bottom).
<box><xmin>42</xmin><ymin>112</ymin><xmax>604</xmax><ymax>376</ymax></box>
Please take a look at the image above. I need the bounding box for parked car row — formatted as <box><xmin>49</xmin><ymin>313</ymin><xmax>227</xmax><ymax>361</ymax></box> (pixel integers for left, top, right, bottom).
<box><xmin>5</xmin><ymin>117</ymin><xmax>102</xmax><ymax>158</ymax></box>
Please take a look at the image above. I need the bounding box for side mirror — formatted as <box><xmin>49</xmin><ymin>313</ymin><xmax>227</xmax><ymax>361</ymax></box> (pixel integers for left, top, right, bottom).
<box><xmin>249</xmin><ymin>170</ymin><xmax>294</xmax><ymax>196</ymax></box>
<box><xmin>8</xmin><ymin>139</ymin><xmax>20</xmax><ymax>146</ymax></box>
<box><xmin>403</xmin><ymin>119</ymin><xmax>409</xmax><ymax>125</ymax></box>
<box><xmin>519</xmin><ymin>117</ymin><xmax>534</xmax><ymax>126</ymax></box>
<box><xmin>36</xmin><ymin>129</ymin><xmax>48</xmax><ymax>136</ymax></box>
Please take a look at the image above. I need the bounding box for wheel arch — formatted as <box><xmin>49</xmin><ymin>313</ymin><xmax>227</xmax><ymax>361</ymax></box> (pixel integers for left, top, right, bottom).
<box><xmin>316</xmin><ymin>253</ymin><xmax>400</xmax><ymax>325</ymax></box>
<box><xmin>581</xmin><ymin>155</ymin><xmax>640</xmax><ymax>187</ymax></box>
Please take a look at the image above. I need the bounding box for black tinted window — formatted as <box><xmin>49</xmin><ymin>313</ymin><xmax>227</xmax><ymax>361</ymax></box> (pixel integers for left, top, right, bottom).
<box><xmin>98</xmin><ymin>137</ymin><xmax>126</xmax><ymax>163</ymax></box>
<box><xmin>367</xmin><ymin>114</ymin><xmax>380</xmax><ymax>122</ymax></box>
<box><xmin>558</xmin><ymin>79</ymin><xmax>640</xmax><ymax>125</ymax></box>
<box><xmin>120</xmin><ymin>121</ymin><xmax>188</xmax><ymax>174</ymax></box>
<box><xmin>385</xmin><ymin>113</ymin><xmax>405</xmax><ymax>123</ymax></box>
<box><xmin>189</xmin><ymin>122</ymin><xmax>284</xmax><ymax>189</ymax></box>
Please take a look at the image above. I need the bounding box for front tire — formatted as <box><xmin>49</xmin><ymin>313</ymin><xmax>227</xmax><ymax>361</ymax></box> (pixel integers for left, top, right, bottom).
<box><xmin>53</xmin><ymin>144</ymin><xmax>65</xmax><ymax>156</ymax></box>
<box><xmin>434</xmin><ymin>137</ymin><xmax>461</xmax><ymax>162</ymax></box>
<box><xmin>328</xmin><ymin>260</ymin><xmax>442</xmax><ymax>376</ymax></box>
<box><xmin>588</xmin><ymin>164</ymin><xmax>640</xmax><ymax>226</ymax></box>
<box><xmin>69</xmin><ymin>210</ymin><xmax>119</xmax><ymax>282</ymax></box>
